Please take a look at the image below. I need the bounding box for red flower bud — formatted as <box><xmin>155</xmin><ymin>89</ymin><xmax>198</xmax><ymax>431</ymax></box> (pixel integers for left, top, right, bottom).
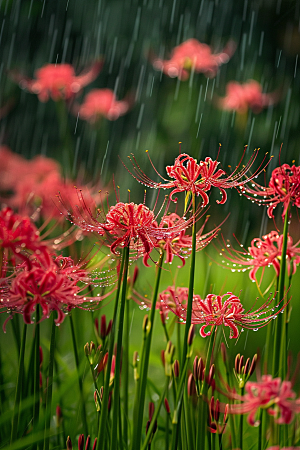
<box><xmin>67</xmin><ymin>436</ymin><xmax>72</xmax><ymax>450</ymax></box>
<box><xmin>78</xmin><ymin>434</ymin><xmax>84</xmax><ymax>450</ymax></box>
<box><xmin>173</xmin><ymin>360</ymin><xmax>180</xmax><ymax>378</ymax></box>
<box><xmin>164</xmin><ymin>398</ymin><xmax>171</xmax><ymax>414</ymax></box>
<box><xmin>187</xmin><ymin>373</ymin><xmax>197</xmax><ymax>397</ymax></box>
<box><xmin>100</xmin><ymin>315</ymin><xmax>107</xmax><ymax>340</ymax></box>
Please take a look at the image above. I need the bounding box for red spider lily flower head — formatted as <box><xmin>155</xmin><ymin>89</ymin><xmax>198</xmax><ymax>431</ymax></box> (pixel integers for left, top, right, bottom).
<box><xmin>3</xmin><ymin>249</ymin><xmax>106</xmax><ymax>326</ymax></box>
<box><xmin>144</xmin><ymin>212</ymin><xmax>221</xmax><ymax>267</ymax></box>
<box><xmin>217</xmin><ymin>80</ymin><xmax>279</xmax><ymax>114</ymax></box>
<box><xmin>77</xmin><ymin>89</ymin><xmax>131</xmax><ymax>123</ymax></box>
<box><xmin>151</xmin><ymin>38</ymin><xmax>236</xmax><ymax>80</ymax></box>
<box><xmin>241</xmin><ymin>163</ymin><xmax>300</xmax><ymax>220</ymax></box>
<box><xmin>0</xmin><ymin>207</ymin><xmax>47</xmax><ymax>261</ymax></box>
<box><xmin>126</xmin><ymin>147</ymin><xmax>271</xmax><ymax>206</ymax></box>
<box><xmin>231</xmin><ymin>375</ymin><xmax>300</xmax><ymax>426</ymax></box>
<box><xmin>11</xmin><ymin>61</ymin><xmax>102</xmax><ymax>102</ymax></box>
<box><xmin>218</xmin><ymin>231</ymin><xmax>300</xmax><ymax>285</ymax></box>
<box><xmin>160</xmin><ymin>288</ymin><xmax>283</xmax><ymax>339</ymax></box>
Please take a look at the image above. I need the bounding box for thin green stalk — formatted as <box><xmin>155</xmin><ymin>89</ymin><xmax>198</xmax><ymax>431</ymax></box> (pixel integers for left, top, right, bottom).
<box><xmin>141</xmin><ymin>378</ymin><xmax>169</xmax><ymax>450</ymax></box>
<box><xmin>43</xmin><ymin>314</ymin><xmax>56</xmax><ymax>450</ymax></box>
<box><xmin>170</xmin><ymin>358</ymin><xmax>189</xmax><ymax>450</ymax></box>
<box><xmin>33</xmin><ymin>306</ymin><xmax>41</xmax><ymax>436</ymax></box>
<box><xmin>181</xmin><ymin>196</ymin><xmax>196</xmax><ymax>368</ymax></box>
<box><xmin>11</xmin><ymin>323</ymin><xmax>27</xmax><ymax>443</ymax></box>
<box><xmin>177</xmin><ymin>321</ymin><xmax>181</xmax><ymax>360</ymax></box>
<box><xmin>211</xmin><ymin>432</ymin><xmax>216</xmax><ymax>450</ymax></box>
<box><xmin>183</xmin><ymin>391</ymin><xmax>194</xmax><ymax>450</ymax></box>
<box><xmin>238</xmin><ymin>386</ymin><xmax>245</xmax><ymax>450</ymax></box>
<box><xmin>272</xmin><ymin>207</ymin><xmax>289</xmax><ymax>378</ymax></box>
<box><xmin>97</xmin><ymin>252</ymin><xmax>125</xmax><ymax>450</ymax></box>
<box><xmin>11</xmin><ymin>314</ymin><xmax>21</xmax><ymax>358</ymax></box>
<box><xmin>69</xmin><ymin>314</ymin><xmax>88</xmax><ymax>436</ymax></box>
<box><xmin>131</xmin><ymin>251</ymin><xmax>164</xmax><ymax>450</ymax></box>
<box><xmin>123</xmin><ymin>296</ymin><xmax>130</xmax><ymax>448</ymax></box>
<box><xmin>111</xmin><ymin>245</ymin><xmax>130</xmax><ymax>450</ymax></box>
<box><xmin>258</xmin><ymin>409</ymin><xmax>263</xmax><ymax>450</ymax></box>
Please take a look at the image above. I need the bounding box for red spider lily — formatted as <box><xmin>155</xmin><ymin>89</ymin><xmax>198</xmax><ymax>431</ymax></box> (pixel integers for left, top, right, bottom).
<box><xmin>231</xmin><ymin>375</ymin><xmax>300</xmax><ymax>426</ymax></box>
<box><xmin>77</xmin><ymin>89</ymin><xmax>131</xmax><ymax>123</ymax></box>
<box><xmin>218</xmin><ymin>231</ymin><xmax>300</xmax><ymax>284</ymax></box>
<box><xmin>2</xmin><ymin>250</ymin><xmax>108</xmax><ymax>326</ymax></box>
<box><xmin>160</xmin><ymin>288</ymin><xmax>282</xmax><ymax>339</ymax></box>
<box><xmin>0</xmin><ymin>207</ymin><xmax>46</xmax><ymax>260</ymax></box>
<box><xmin>208</xmin><ymin>396</ymin><xmax>229</xmax><ymax>434</ymax></box>
<box><xmin>217</xmin><ymin>80</ymin><xmax>279</xmax><ymax>114</ymax></box>
<box><xmin>126</xmin><ymin>147</ymin><xmax>271</xmax><ymax>206</ymax></box>
<box><xmin>240</xmin><ymin>163</ymin><xmax>300</xmax><ymax>219</ymax></box>
<box><xmin>150</xmin><ymin>38</ymin><xmax>236</xmax><ymax>80</ymax></box>
<box><xmin>10</xmin><ymin>61</ymin><xmax>102</xmax><ymax>102</ymax></box>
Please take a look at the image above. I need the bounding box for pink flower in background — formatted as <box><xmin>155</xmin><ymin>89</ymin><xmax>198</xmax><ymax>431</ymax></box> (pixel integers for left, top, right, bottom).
<box><xmin>126</xmin><ymin>148</ymin><xmax>270</xmax><ymax>205</ymax></box>
<box><xmin>218</xmin><ymin>80</ymin><xmax>279</xmax><ymax>114</ymax></box>
<box><xmin>11</xmin><ymin>61</ymin><xmax>102</xmax><ymax>102</ymax></box>
<box><xmin>232</xmin><ymin>375</ymin><xmax>300</xmax><ymax>426</ymax></box>
<box><xmin>240</xmin><ymin>163</ymin><xmax>300</xmax><ymax>219</ymax></box>
<box><xmin>219</xmin><ymin>231</ymin><xmax>300</xmax><ymax>284</ymax></box>
<box><xmin>151</xmin><ymin>38</ymin><xmax>236</xmax><ymax>80</ymax></box>
<box><xmin>78</xmin><ymin>89</ymin><xmax>131</xmax><ymax>122</ymax></box>
<box><xmin>160</xmin><ymin>289</ymin><xmax>282</xmax><ymax>338</ymax></box>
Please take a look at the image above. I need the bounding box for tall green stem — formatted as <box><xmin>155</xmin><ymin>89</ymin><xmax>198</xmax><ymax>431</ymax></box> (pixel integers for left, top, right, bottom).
<box><xmin>69</xmin><ymin>314</ymin><xmax>88</xmax><ymax>436</ymax></box>
<box><xmin>238</xmin><ymin>386</ymin><xmax>245</xmax><ymax>450</ymax></box>
<box><xmin>111</xmin><ymin>245</ymin><xmax>130</xmax><ymax>450</ymax></box>
<box><xmin>272</xmin><ymin>207</ymin><xmax>289</xmax><ymax>378</ymax></box>
<box><xmin>33</xmin><ymin>306</ymin><xmax>41</xmax><ymax>438</ymax></box>
<box><xmin>11</xmin><ymin>322</ymin><xmax>27</xmax><ymax>443</ymax></box>
<box><xmin>43</xmin><ymin>314</ymin><xmax>56</xmax><ymax>450</ymax></box>
<box><xmin>123</xmin><ymin>294</ymin><xmax>130</xmax><ymax>448</ymax></box>
<box><xmin>97</xmin><ymin>252</ymin><xmax>125</xmax><ymax>450</ymax></box>
<box><xmin>131</xmin><ymin>251</ymin><xmax>164</xmax><ymax>450</ymax></box>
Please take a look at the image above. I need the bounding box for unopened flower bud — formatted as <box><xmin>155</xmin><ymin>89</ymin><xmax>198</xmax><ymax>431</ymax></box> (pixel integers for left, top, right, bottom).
<box><xmin>188</xmin><ymin>324</ymin><xmax>195</xmax><ymax>346</ymax></box>
<box><xmin>160</xmin><ymin>310</ymin><xmax>166</xmax><ymax>326</ymax></box>
<box><xmin>67</xmin><ymin>436</ymin><xmax>72</xmax><ymax>450</ymax></box>
<box><xmin>161</xmin><ymin>350</ymin><xmax>165</xmax><ymax>367</ymax></box>
<box><xmin>197</xmin><ymin>357</ymin><xmax>204</xmax><ymax>381</ymax></box>
<box><xmin>173</xmin><ymin>360</ymin><xmax>180</xmax><ymax>378</ymax></box>
<box><xmin>56</xmin><ymin>404</ymin><xmax>62</xmax><ymax>427</ymax></box>
<box><xmin>238</xmin><ymin>355</ymin><xmax>244</xmax><ymax>374</ymax></box>
<box><xmin>92</xmin><ymin>438</ymin><xmax>97</xmax><ymax>450</ymax></box>
<box><xmin>248</xmin><ymin>354</ymin><xmax>257</xmax><ymax>377</ymax></box>
<box><xmin>78</xmin><ymin>434</ymin><xmax>84</xmax><ymax>450</ymax></box>
<box><xmin>187</xmin><ymin>373</ymin><xmax>197</xmax><ymax>397</ymax></box>
<box><xmin>220</xmin><ymin>343</ymin><xmax>227</xmax><ymax>364</ymax></box>
<box><xmin>100</xmin><ymin>315</ymin><xmax>107</xmax><ymax>340</ymax></box>
<box><xmin>215</xmin><ymin>399</ymin><xmax>220</xmax><ymax>422</ymax></box>
<box><xmin>145</xmin><ymin>419</ymin><xmax>150</xmax><ymax>435</ymax></box>
<box><xmin>94</xmin><ymin>390</ymin><xmax>100</xmax><ymax>412</ymax></box>
<box><xmin>143</xmin><ymin>315</ymin><xmax>149</xmax><ymax>333</ymax></box>
<box><xmin>85</xmin><ymin>436</ymin><xmax>90</xmax><ymax>450</ymax></box>
<box><xmin>207</xmin><ymin>364</ymin><xmax>215</xmax><ymax>387</ymax></box>
<box><xmin>235</xmin><ymin>353</ymin><xmax>240</xmax><ymax>373</ymax></box>
<box><xmin>193</xmin><ymin>356</ymin><xmax>199</xmax><ymax>380</ymax></box>
<box><xmin>84</xmin><ymin>343</ymin><xmax>90</xmax><ymax>356</ymax></box>
<box><xmin>149</xmin><ymin>402</ymin><xmax>155</xmax><ymax>421</ymax></box>
<box><xmin>106</xmin><ymin>319</ymin><xmax>112</xmax><ymax>336</ymax></box>
<box><xmin>244</xmin><ymin>357</ymin><xmax>250</xmax><ymax>375</ymax></box>
<box><xmin>164</xmin><ymin>398</ymin><xmax>171</xmax><ymax>414</ymax></box>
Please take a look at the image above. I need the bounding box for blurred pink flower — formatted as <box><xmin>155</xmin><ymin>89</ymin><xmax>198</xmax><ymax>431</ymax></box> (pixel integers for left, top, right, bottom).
<box><xmin>160</xmin><ymin>288</ymin><xmax>281</xmax><ymax>339</ymax></box>
<box><xmin>231</xmin><ymin>375</ymin><xmax>300</xmax><ymax>426</ymax></box>
<box><xmin>151</xmin><ymin>38</ymin><xmax>235</xmax><ymax>80</ymax></box>
<box><xmin>240</xmin><ymin>163</ymin><xmax>300</xmax><ymax>219</ymax></box>
<box><xmin>219</xmin><ymin>231</ymin><xmax>300</xmax><ymax>284</ymax></box>
<box><xmin>78</xmin><ymin>89</ymin><xmax>130</xmax><ymax>123</ymax></box>
<box><xmin>11</xmin><ymin>61</ymin><xmax>102</xmax><ymax>102</ymax></box>
<box><xmin>126</xmin><ymin>148</ymin><xmax>270</xmax><ymax>206</ymax></box>
<box><xmin>218</xmin><ymin>80</ymin><xmax>279</xmax><ymax>114</ymax></box>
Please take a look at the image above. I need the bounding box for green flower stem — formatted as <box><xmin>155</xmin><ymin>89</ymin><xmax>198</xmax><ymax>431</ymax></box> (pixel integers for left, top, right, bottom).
<box><xmin>11</xmin><ymin>314</ymin><xmax>21</xmax><ymax>358</ymax></box>
<box><xmin>196</xmin><ymin>327</ymin><xmax>216</xmax><ymax>450</ymax></box>
<box><xmin>181</xmin><ymin>195</ymin><xmax>196</xmax><ymax>368</ymax></box>
<box><xmin>131</xmin><ymin>251</ymin><xmax>164</xmax><ymax>450</ymax></box>
<box><xmin>69</xmin><ymin>314</ymin><xmax>88</xmax><ymax>437</ymax></box>
<box><xmin>170</xmin><ymin>358</ymin><xmax>189</xmax><ymax>450</ymax></box>
<box><xmin>272</xmin><ymin>207</ymin><xmax>289</xmax><ymax>378</ymax></box>
<box><xmin>183</xmin><ymin>394</ymin><xmax>194</xmax><ymax>450</ymax></box>
<box><xmin>123</xmin><ymin>295</ymin><xmax>130</xmax><ymax>448</ymax></box>
<box><xmin>110</xmin><ymin>245</ymin><xmax>130</xmax><ymax>450</ymax></box>
<box><xmin>11</xmin><ymin>322</ymin><xmax>27</xmax><ymax>443</ymax></box>
<box><xmin>33</xmin><ymin>306</ymin><xmax>41</xmax><ymax>437</ymax></box>
<box><xmin>141</xmin><ymin>378</ymin><xmax>169</xmax><ymax>450</ymax></box>
<box><xmin>43</xmin><ymin>314</ymin><xmax>56</xmax><ymax>450</ymax></box>
<box><xmin>177</xmin><ymin>321</ymin><xmax>181</xmax><ymax>361</ymax></box>
<box><xmin>97</xmin><ymin>251</ymin><xmax>125</xmax><ymax>450</ymax></box>
<box><xmin>258</xmin><ymin>409</ymin><xmax>263</xmax><ymax>450</ymax></box>
<box><xmin>55</xmin><ymin>99</ymin><xmax>73</xmax><ymax>177</ymax></box>
<box><xmin>223</xmin><ymin>360</ymin><xmax>236</xmax><ymax>450</ymax></box>
<box><xmin>238</xmin><ymin>386</ymin><xmax>245</xmax><ymax>450</ymax></box>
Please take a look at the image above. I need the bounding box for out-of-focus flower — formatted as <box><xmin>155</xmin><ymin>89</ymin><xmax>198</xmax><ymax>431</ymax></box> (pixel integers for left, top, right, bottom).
<box><xmin>10</xmin><ymin>61</ymin><xmax>102</xmax><ymax>102</ymax></box>
<box><xmin>208</xmin><ymin>396</ymin><xmax>229</xmax><ymax>434</ymax></box>
<box><xmin>218</xmin><ymin>231</ymin><xmax>300</xmax><ymax>284</ymax></box>
<box><xmin>217</xmin><ymin>80</ymin><xmax>279</xmax><ymax>114</ymax></box>
<box><xmin>2</xmin><ymin>250</ymin><xmax>105</xmax><ymax>326</ymax></box>
<box><xmin>160</xmin><ymin>289</ymin><xmax>281</xmax><ymax>339</ymax></box>
<box><xmin>126</xmin><ymin>148</ymin><xmax>271</xmax><ymax>206</ymax></box>
<box><xmin>231</xmin><ymin>375</ymin><xmax>300</xmax><ymax>426</ymax></box>
<box><xmin>240</xmin><ymin>163</ymin><xmax>300</xmax><ymax>219</ymax></box>
<box><xmin>78</xmin><ymin>89</ymin><xmax>131</xmax><ymax>123</ymax></box>
<box><xmin>150</xmin><ymin>38</ymin><xmax>236</xmax><ymax>80</ymax></box>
